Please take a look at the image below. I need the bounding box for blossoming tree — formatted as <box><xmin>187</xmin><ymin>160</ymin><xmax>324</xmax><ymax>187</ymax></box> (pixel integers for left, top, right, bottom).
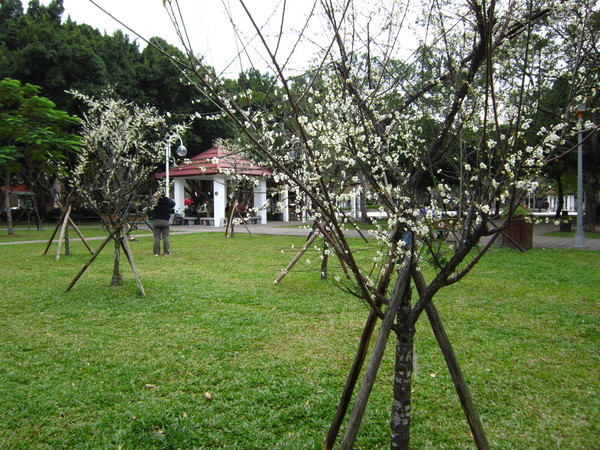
<box><xmin>67</xmin><ymin>92</ymin><xmax>187</xmax><ymax>295</ymax></box>
<box><xmin>160</xmin><ymin>0</ymin><xmax>595</xmax><ymax>447</ymax></box>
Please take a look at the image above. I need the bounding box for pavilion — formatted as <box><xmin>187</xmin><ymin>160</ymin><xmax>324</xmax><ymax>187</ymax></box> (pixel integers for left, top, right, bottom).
<box><xmin>155</xmin><ymin>146</ymin><xmax>287</xmax><ymax>227</ymax></box>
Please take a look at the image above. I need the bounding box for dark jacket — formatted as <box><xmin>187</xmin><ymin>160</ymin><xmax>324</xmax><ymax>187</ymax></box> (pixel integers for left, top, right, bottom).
<box><xmin>152</xmin><ymin>197</ymin><xmax>176</xmax><ymax>221</ymax></box>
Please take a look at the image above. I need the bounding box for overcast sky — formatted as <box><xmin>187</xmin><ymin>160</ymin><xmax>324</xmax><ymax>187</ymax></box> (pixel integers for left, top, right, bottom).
<box><xmin>21</xmin><ymin>0</ymin><xmax>324</xmax><ymax>77</ymax></box>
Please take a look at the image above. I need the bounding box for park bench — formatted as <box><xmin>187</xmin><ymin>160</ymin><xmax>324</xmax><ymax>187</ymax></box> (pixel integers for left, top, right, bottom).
<box><xmin>248</xmin><ymin>216</ymin><xmax>262</xmax><ymax>224</ymax></box>
<box><xmin>219</xmin><ymin>216</ymin><xmax>261</xmax><ymax>227</ymax></box>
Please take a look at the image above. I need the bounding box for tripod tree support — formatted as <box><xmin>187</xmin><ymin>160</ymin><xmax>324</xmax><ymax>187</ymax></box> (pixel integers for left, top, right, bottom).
<box><xmin>273</xmin><ymin>231</ymin><xmax>320</xmax><ymax>284</ymax></box>
<box><xmin>339</xmin><ymin>260</ymin><xmax>412</xmax><ymax>449</ymax></box>
<box><xmin>65</xmin><ymin>219</ymin><xmax>146</xmax><ymax>297</ymax></box>
<box><xmin>55</xmin><ymin>204</ymin><xmax>72</xmax><ymax>260</ymax></box>
<box><xmin>275</xmin><ymin>219</ymin><xmax>353</xmax><ymax>286</ymax></box>
<box><xmin>43</xmin><ymin>201</ymin><xmax>94</xmax><ymax>260</ymax></box>
<box><xmin>412</xmin><ymin>269</ymin><xmax>489</xmax><ymax>449</ymax></box>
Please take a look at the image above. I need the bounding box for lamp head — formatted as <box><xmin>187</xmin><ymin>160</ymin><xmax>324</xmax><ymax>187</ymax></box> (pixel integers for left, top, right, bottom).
<box><xmin>176</xmin><ymin>144</ymin><xmax>187</xmax><ymax>157</ymax></box>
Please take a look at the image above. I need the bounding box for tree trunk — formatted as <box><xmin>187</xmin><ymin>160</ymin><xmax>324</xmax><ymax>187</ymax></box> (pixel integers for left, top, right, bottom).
<box><xmin>554</xmin><ymin>176</ymin><xmax>564</xmax><ymax>219</ymax></box>
<box><xmin>64</xmin><ymin>226</ymin><xmax>71</xmax><ymax>256</ymax></box>
<box><xmin>584</xmin><ymin>180</ymin><xmax>596</xmax><ymax>232</ymax></box>
<box><xmin>4</xmin><ymin>170</ymin><xmax>14</xmax><ymax>236</ymax></box>
<box><xmin>340</xmin><ymin>261</ymin><xmax>412</xmax><ymax>449</ymax></box>
<box><xmin>66</xmin><ymin>234</ymin><xmax>113</xmax><ymax>292</ymax></box>
<box><xmin>56</xmin><ymin>205</ymin><xmax>71</xmax><ymax>261</ymax></box>
<box><xmin>321</xmin><ymin>241</ymin><xmax>329</xmax><ymax>280</ymax></box>
<box><xmin>390</xmin><ymin>284</ymin><xmax>414</xmax><ymax>449</ymax></box>
<box><xmin>31</xmin><ymin>194</ymin><xmax>42</xmax><ymax>230</ymax></box>
<box><xmin>112</xmin><ymin>229</ymin><xmax>122</xmax><ymax>286</ymax></box>
<box><xmin>359</xmin><ymin>173</ymin><xmax>369</xmax><ymax>224</ymax></box>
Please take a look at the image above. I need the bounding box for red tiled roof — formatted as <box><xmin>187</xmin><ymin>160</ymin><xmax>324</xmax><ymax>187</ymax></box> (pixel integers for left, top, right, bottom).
<box><xmin>155</xmin><ymin>146</ymin><xmax>272</xmax><ymax>179</ymax></box>
<box><xmin>0</xmin><ymin>184</ymin><xmax>30</xmax><ymax>192</ymax></box>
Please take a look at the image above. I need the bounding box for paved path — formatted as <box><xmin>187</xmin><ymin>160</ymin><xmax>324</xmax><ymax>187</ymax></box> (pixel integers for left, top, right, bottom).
<box><xmin>525</xmin><ymin>223</ymin><xmax>600</xmax><ymax>250</ymax></box>
<box><xmin>162</xmin><ymin>221</ymin><xmax>600</xmax><ymax>251</ymax></box>
<box><xmin>1</xmin><ymin>221</ymin><xmax>599</xmax><ymax>250</ymax></box>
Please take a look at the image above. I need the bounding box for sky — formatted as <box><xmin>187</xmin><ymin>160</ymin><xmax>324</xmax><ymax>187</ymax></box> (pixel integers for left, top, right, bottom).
<box><xmin>21</xmin><ymin>0</ymin><xmax>324</xmax><ymax>77</ymax></box>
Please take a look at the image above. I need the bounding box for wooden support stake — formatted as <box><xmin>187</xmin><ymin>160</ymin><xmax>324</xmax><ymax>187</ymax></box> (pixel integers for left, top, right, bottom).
<box><xmin>314</xmin><ymin>221</ymin><xmax>352</xmax><ymax>280</ymax></box>
<box><xmin>44</xmin><ymin>200</ymin><xmax>94</xmax><ymax>257</ymax></box>
<box><xmin>65</xmin><ymin>234</ymin><xmax>113</xmax><ymax>292</ymax></box>
<box><xmin>120</xmin><ymin>226</ymin><xmax>146</xmax><ymax>297</ymax></box>
<box><xmin>412</xmin><ymin>268</ymin><xmax>490</xmax><ymax>449</ymax></box>
<box><xmin>323</xmin><ymin>308</ymin><xmax>379</xmax><ymax>450</ymax></box>
<box><xmin>68</xmin><ymin>216</ymin><xmax>94</xmax><ymax>254</ymax></box>
<box><xmin>55</xmin><ymin>204</ymin><xmax>72</xmax><ymax>261</ymax></box>
<box><xmin>340</xmin><ymin>261</ymin><xmax>412</xmax><ymax>449</ymax></box>
<box><xmin>225</xmin><ymin>201</ymin><xmax>237</xmax><ymax>237</ymax></box>
<box><xmin>273</xmin><ymin>231</ymin><xmax>320</xmax><ymax>284</ymax></box>
<box><xmin>323</xmin><ymin>226</ymin><xmax>407</xmax><ymax>449</ymax></box>
<box><xmin>43</xmin><ymin>221</ymin><xmax>61</xmax><ymax>255</ymax></box>
<box><xmin>236</xmin><ymin>208</ymin><xmax>252</xmax><ymax>236</ymax></box>
<box><xmin>488</xmin><ymin>219</ymin><xmax>525</xmax><ymax>252</ymax></box>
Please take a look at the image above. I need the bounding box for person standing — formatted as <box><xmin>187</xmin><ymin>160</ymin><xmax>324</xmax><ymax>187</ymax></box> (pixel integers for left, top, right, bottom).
<box><xmin>152</xmin><ymin>194</ymin><xmax>176</xmax><ymax>256</ymax></box>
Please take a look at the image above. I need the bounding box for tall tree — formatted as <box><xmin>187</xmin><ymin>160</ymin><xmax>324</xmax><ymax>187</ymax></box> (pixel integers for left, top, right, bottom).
<box><xmin>526</xmin><ymin>3</ymin><xmax>600</xmax><ymax>229</ymax></box>
<box><xmin>67</xmin><ymin>91</ymin><xmax>187</xmax><ymax>294</ymax></box>
<box><xmin>161</xmin><ymin>0</ymin><xmax>595</xmax><ymax>447</ymax></box>
<box><xmin>0</xmin><ymin>77</ymin><xmax>80</xmax><ymax>234</ymax></box>
<box><xmin>139</xmin><ymin>37</ymin><xmax>234</xmax><ymax>154</ymax></box>
<box><xmin>0</xmin><ymin>0</ymin><xmax>234</xmax><ymax>156</ymax></box>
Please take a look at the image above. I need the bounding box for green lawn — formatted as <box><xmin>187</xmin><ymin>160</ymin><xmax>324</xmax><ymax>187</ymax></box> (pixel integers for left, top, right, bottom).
<box><xmin>0</xmin><ymin>223</ymin><xmax>109</xmax><ymax>243</ymax></box>
<box><xmin>0</xmin><ymin>231</ymin><xmax>598</xmax><ymax>448</ymax></box>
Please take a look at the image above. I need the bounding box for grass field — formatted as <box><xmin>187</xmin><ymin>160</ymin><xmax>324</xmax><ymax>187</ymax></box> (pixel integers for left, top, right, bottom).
<box><xmin>0</xmin><ymin>223</ymin><xmax>109</xmax><ymax>243</ymax></box>
<box><xmin>0</xmin><ymin>229</ymin><xmax>598</xmax><ymax>448</ymax></box>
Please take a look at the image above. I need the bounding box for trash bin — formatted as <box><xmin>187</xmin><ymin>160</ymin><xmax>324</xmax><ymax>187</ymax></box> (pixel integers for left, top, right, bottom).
<box><xmin>559</xmin><ymin>211</ymin><xmax>571</xmax><ymax>232</ymax></box>
<box><xmin>502</xmin><ymin>216</ymin><xmax>533</xmax><ymax>250</ymax></box>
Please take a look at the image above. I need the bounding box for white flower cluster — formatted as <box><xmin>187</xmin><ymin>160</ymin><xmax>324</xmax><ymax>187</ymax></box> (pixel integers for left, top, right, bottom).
<box><xmin>179</xmin><ymin>0</ymin><xmax>595</xmax><ymax>287</ymax></box>
<box><xmin>70</xmin><ymin>91</ymin><xmax>188</xmax><ymax>214</ymax></box>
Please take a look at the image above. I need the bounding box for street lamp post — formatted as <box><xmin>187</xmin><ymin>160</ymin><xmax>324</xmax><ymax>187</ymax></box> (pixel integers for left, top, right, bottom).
<box><xmin>574</xmin><ymin>103</ymin><xmax>585</xmax><ymax>248</ymax></box>
<box><xmin>165</xmin><ymin>138</ymin><xmax>187</xmax><ymax>198</ymax></box>
<box><xmin>165</xmin><ymin>142</ymin><xmax>171</xmax><ymax>198</ymax></box>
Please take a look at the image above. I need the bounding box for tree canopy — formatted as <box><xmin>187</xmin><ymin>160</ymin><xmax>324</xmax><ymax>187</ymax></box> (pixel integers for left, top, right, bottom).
<box><xmin>0</xmin><ymin>0</ymin><xmax>239</xmax><ymax>155</ymax></box>
<box><xmin>0</xmin><ymin>77</ymin><xmax>80</xmax><ymax>233</ymax></box>
<box><xmin>70</xmin><ymin>92</ymin><xmax>186</xmax><ymax>216</ymax></box>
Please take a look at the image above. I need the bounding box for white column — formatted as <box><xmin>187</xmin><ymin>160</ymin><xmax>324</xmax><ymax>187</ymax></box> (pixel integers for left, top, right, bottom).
<box><xmin>173</xmin><ymin>178</ymin><xmax>186</xmax><ymax>216</ymax></box>
<box><xmin>566</xmin><ymin>195</ymin><xmax>574</xmax><ymax>211</ymax></box>
<box><xmin>351</xmin><ymin>195</ymin><xmax>357</xmax><ymax>219</ymax></box>
<box><xmin>213</xmin><ymin>175</ymin><xmax>227</xmax><ymax>227</ymax></box>
<box><xmin>302</xmin><ymin>194</ymin><xmax>310</xmax><ymax>223</ymax></box>
<box><xmin>547</xmin><ymin>195</ymin><xmax>555</xmax><ymax>211</ymax></box>
<box><xmin>253</xmin><ymin>178</ymin><xmax>268</xmax><ymax>224</ymax></box>
<box><xmin>282</xmin><ymin>189</ymin><xmax>289</xmax><ymax>222</ymax></box>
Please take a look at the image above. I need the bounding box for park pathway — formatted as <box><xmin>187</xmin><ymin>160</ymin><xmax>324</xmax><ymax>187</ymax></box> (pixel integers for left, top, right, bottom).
<box><xmin>1</xmin><ymin>221</ymin><xmax>599</xmax><ymax>251</ymax></box>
